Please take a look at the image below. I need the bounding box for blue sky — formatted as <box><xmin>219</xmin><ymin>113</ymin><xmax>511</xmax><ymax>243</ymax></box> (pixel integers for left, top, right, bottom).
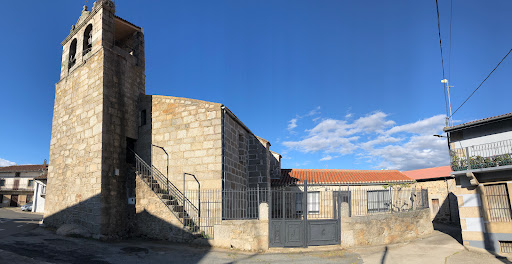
<box><xmin>1</xmin><ymin>0</ymin><xmax>511</xmax><ymax>171</ymax></box>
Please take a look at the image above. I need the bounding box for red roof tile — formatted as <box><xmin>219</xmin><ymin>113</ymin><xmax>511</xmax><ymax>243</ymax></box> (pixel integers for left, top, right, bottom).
<box><xmin>273</xmin><ymin>169</ymin><xmax>414</xmax><ymax>185</ymax></box>
<box><xmin>35</xmin><ymin>173</ymin><xmax>48</xmax><ymax>180</ymax></box>
<box><xmin>0</xmin><ymin>164</ymin><xmax>48</xmax><ymax>172</ymax></box>
<box><xmin>402</xmin><ymin>166</ymin><xmax>452</xmax><ymax>180</ymax></box>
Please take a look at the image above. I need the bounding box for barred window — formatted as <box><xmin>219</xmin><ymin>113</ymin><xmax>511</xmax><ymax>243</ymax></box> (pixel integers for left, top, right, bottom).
<box><xmin>295</xmin><ymin>192</ymin><xmax>320</xmax><ymax>214</ymax></box>
<box><xmin>485</xmin><ymin>184</ymin><xmax>512</xmax><ymax>222</ymax></box>
<box><xmin>367</xmin><ymin>190</ymin><xmax>390</xmax><ymax>213</ymax></box>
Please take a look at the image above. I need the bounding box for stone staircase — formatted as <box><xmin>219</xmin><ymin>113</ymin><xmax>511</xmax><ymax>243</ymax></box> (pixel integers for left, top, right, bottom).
<box><xmin>131</xmin><ymin>151</ymin><xmax>202</xmax><ymax>235</ymax></box>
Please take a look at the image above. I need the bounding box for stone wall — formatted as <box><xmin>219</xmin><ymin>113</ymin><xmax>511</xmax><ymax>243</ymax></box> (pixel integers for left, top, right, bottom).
<box><xmin>46</xmin><ymin>0</ymin><xmax>144</xmax><ymax>237</ymax></box>
<box><xmin>138</xmin><ymin>96</ymin><xmax>223</xmax><ymax>191</ymax></box>
<box><xmin>222</xmin><ymin>112</ymin><xmax>249</xmax><ymax>191</ymax></box>
<box><xmin>212</xmin><ymin>219</ymin><xmax>269</xmax><ymax>251</ymax></box>
<box><xmin>340</xmin><ymin>208</ymin><xmax>433</xmax><ymax>247</ymax></box>
<box><xmin>416</xmin><ymin>178</ymin><xmax>460</xmax><ymax>224</ymax></box>
<box><xmin>46</xmin><ymin>45</ymin><xmax>105</xmax><ymax>235</ymax></box>
<box><xmin>134</xmin><ymin>176</ymin><xmax>196</xmax><ymax>241</ymax></box>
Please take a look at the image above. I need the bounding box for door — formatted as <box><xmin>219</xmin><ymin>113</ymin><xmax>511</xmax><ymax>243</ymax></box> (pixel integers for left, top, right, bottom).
<box><xmin>432</xmin><ymin>199</ymin><xmax>440</xmax><ymax>216</ymax></box>
<box><xmin>13</xmin><ymin>179</ymin><xmax>20</xmax><ymax>190</ymax></box>
<box><xmin>10</xmin><ymin>195</ymin><xmax>18</xmax><ymax>207</ymax></box>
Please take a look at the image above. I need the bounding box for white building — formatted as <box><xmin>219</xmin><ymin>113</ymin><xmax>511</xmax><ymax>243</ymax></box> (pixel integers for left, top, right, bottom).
<box><xmin>33</xmin><ymin>173</ymin><xmax>47</xmax><ymax>213</ymax></box>
<box><xmin>0</xmin><ymin>162</ymin><xmax>48</xmax><ymax>207</ymax></box>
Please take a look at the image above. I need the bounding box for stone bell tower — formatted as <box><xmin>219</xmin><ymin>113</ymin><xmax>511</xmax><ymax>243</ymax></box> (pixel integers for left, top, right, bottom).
<box><xmin>45</xmin><ymin>0</ymin><xmax>145</xmax><ymax>237</ymax></box>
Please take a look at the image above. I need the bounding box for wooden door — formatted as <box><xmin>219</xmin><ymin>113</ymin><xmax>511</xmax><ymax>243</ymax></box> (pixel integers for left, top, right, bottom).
<box><xmin>10</xmin><ymin>195</ymin><xmax>18</xmax><ymax>207</ymax></box>
<box><xmin>432</xmin><ymin>199</ymin><xmax>440</xmax><ymax>216</ymax></box>
<box><xmin>13</xmin><ymin>179</ymin><xmax>20</xmax><ymax>190</ymax></box>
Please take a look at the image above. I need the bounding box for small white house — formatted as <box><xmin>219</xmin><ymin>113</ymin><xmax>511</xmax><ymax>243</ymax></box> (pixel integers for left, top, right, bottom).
<box><xmin>32</xmin><ymin>173</ymin><xmax>47</xmax><ymax>213</ymax></box>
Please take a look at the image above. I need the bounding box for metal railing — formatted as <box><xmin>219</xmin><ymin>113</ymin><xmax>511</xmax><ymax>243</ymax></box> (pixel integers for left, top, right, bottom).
<box><xmin>270</xmin><ymin>185</ymin><xmax>429</xmax><ymax>219</ymax></box>
<box><xmin>133</xmin><ymin>151</ymin><xmax>201</xmax><ymax>234</ymax></box>
<box><xmin>450</xmin><ymin>139</ymin><xmax>512</xmax><ymax>171</ymax></box>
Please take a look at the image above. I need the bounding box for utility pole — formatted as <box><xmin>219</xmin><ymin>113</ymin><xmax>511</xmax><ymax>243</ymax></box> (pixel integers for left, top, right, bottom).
<box><xmin>441</xmin><ymin>79</ymin><xmax>454</xmax><ymax>126</ymax></box>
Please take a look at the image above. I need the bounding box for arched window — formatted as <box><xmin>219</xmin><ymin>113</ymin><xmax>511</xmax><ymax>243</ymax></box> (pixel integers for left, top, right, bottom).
<box><xmin>68</xmin><ymin>39</ymin><xmax>77</xmax><ymax>69</ymax></box>
<box><xmin>83</xmin><ymin>24</ymin><xmax>93</xmax><ymax>55</ymax></box>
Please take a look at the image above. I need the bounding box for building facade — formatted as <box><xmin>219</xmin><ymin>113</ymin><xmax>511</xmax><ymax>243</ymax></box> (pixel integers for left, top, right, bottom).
<box><xmin>403</xmin><ymin>166</ymin><xmax>460</xmax><ymax>224</ymax></box>
<box><xmin>0</xmin><ymin>163</ymin><xmax>48</xmax><ymax>207</ymax></box>
<box><xmin>33</xmin><ymin>173</ymin><xmax>47</xmax><ymax>213</ymax></box>
<box><xmin>444</xmin><ymin>112</ymin><xmax>512</xmax><ymax>254</ymax></box>
<box><xmin>46</xmin><ymin>0</ymin><xmax>279</xmax><ymax>239</ymax></box>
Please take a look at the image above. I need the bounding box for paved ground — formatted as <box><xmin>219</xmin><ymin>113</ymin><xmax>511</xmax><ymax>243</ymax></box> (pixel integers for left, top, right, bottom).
<box><xmin>1</xmin><ymin>208</ymin><xmax>511</xmax><ymax>263</ymax></box>
<box><xmin>0</xmin><ymin>207</ymin><xmax>43</xmax><ymax>239</ymax></box>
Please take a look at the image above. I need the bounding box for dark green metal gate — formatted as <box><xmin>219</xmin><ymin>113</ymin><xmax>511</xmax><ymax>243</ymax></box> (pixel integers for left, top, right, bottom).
<box><xmin>269</xmin><ymin>181</ymin><xmax>342</xmax><ymax>247</ymax></box>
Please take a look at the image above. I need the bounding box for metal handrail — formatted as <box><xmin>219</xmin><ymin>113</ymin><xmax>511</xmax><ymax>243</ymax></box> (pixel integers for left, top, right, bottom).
<box><xmin>130</xmin><ymin>150</ymin><xmax>200</xmax><ymax>231</ymax></box>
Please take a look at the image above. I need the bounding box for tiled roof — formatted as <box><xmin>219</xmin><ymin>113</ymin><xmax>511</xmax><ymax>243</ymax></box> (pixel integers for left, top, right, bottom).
<box><xmin>444</xmin><ymin>112</ymin><xmax>512</xmax><ymax>132</ymax></box>
<box><xmin>35</xmin><ymin>173</ymin><xmax>48</xmax><ymax>180</ymax></box>
<box><xmin>273</xmin><ymin>169</ymin><xmax>414</xmax><ymax>185</ymax></box>
<box><xmin>0</xmin><ymin>164</ymin><xmax>48</xmax><ymax>172</ymax></box>
<box><xmin>402</xmin><ymin>166</ymin><xmax>452</xmax><ymax>180</ymax></box>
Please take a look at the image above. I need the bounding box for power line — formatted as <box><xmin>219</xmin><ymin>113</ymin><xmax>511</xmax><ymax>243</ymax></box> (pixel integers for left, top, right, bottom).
<box><xmin>448</xmin><ymin>0</ymin><xmax>453</xmax><ymax>81</ymax></box>
<box><xmin>435</xmin><ymin>0</ymin><xmax>449</xmax><ymax>118</ymax></box>
<box><xmin>450</xmin><ymin>48</ymin><xmax>512</xmax><ymax>118</ymax></box>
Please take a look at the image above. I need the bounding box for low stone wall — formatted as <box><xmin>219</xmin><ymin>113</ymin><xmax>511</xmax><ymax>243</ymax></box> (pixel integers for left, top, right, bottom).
<box><xmin>341</xmin><ymin>208</ymin><xmax>433</xmax><ymax>247</ymax></box>
<box><xmin>211</xmin><ymin>219</ymin><xmax>268</xmax><ymax>251</ymax></box>
<box><xmin>134</xmin><ymin>176</ymin><xmax>196</xmax><ymax>242</ymax></box>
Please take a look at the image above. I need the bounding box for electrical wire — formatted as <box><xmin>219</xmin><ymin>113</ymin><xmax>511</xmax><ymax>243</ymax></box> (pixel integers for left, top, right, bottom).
<box><xmin>448</xmin><ymin>0</ymin><xmax>453</xmax><ymax>81</ymax></box>
<box><xmin>450</xmin><ymin>48</ymin><xmax>512</xmax><ymax>118</ymax></box>
<box><xmin>435</xmin><ymin>0</ymin><xmax>449</xmax><ymax>117</ymax></box>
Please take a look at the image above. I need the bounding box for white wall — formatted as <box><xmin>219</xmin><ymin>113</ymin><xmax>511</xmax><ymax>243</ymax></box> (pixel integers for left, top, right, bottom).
<box><xmin>32</xmin><ymin>180</ymin><xmax>46</xmax><ymax>213</ymax></box>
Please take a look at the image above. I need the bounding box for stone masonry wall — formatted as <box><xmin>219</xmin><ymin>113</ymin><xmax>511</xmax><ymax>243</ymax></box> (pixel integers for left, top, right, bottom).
<box><xmin>416</xmin><ymin>178</ymin><xmax>460</xmax><ymax>224</ymax></box>
<box><xmin>46</xmin><ymin>46</ymin><xmax>105</xmax><ymax>235</ymax></box>
<box><xmin>47</xmin><ymin>1</ymin><xmax>144</xmax><ymax>237</ymax></box>
<box><xmin>100</xmin><ymin>19</ymin><xmax>145</xmax><ymax>236</ymax></box>
<box><xmin>212</xmin><ymin>219</ymin><xmax>268</xmax><ymax>251</ymax></box>
<box><xmin>141</xmin><ymin>96</ymin><xmax>223</xmax><ymax>191</ymax></box>
<box><xmin>134</xmin><ymin>176</ymin><xmax>195</xmax><ymax>241</ymax></box>
<box><xmin>223</xmin><ymin>113</ymin><xmax>250</xmax><ymax>191</ymax></box>
<box><xmin>340</xmin><ymin>208</ymin><xmax>433</xmax><ymax>247</ymax></box>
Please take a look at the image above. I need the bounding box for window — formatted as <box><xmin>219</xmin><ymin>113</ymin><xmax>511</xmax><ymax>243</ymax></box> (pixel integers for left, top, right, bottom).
<box><xmin>295</xmin><ymin>192</ymin><xmax>320</xmax><ymax>214</ymax></box>
<box><xmin>367</xmin><ymin>190</ymin><xmax>390</xmax><ymax>213</ymax></box>
<box><xmin>26</xmin><ymin>194</ymin><xmax>33</xmax><ymax>203</ymax></box>
<box><xmin>15</xmin><ymin>172</ymin><xmax>20</xmax><ymax>177</ymax></box>
<box><xmin>0</xmin><ymin>179</ymin><xmax>5</xmax><ymax>186</ymax></box>
<box><xmin>83</xmin><ymin>24</ymin><xmax>93</xmax><ymax>55</ymax></box>
<box><xmin>500</xmin><ymin>241</ymin><xmax>512</xmax><ymax>253</ymax></box>
<box><xmin>485</xmin><ymin>184</ymin><xmax>512</xmax><ymax>222</ymax></box>
<box><xmin>308</xmin><ymin>192</ymin><xmax>320</xmax><ymax>214</ymax></box>
<box><xmin>140</xmin><ymin>109</ymin><xmax>146</xmax><ymax>126</ymax></box>
<box><xmin>68</xmin><ymin>39</ymin><xmax>77</xmax><ymax>69</ymax></box>
<box><xmin>28</xmin><ymin>180</ymin><xmax>34</xmax><ymax>187</ymax></box>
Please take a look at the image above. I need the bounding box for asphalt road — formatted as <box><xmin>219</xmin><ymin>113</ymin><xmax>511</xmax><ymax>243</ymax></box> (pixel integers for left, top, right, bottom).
<box><xmin>0</xmin><ymin>209</ymin><xmax>509</xmax><ymax>264</ymax></box>
<box><xmin>0</xmin><ymin>207</ymin><xmax>43</xmax><ymax>239</ymax></box>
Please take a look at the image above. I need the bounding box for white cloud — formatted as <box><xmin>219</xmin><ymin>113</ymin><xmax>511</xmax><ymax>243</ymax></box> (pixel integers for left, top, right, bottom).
<box><xmin>287</xmin><ymin>118</ymin><xmax>298</xmax><ymax>131</ymax></box>
<box><xmin>282</xmin><ymin>111</ymin><xmax>449</xmax><ymax>170</ymax></box>
<box><xmin>320</xmin><ymin>155</ymin><xmax>338</xmax><ymax>161</ymax></box>
<box><xmin>0</xmin><ymin>158</ymin><xmax>16</xmax><ymax>167</ymax></box>
<box><xmin>386</xmin><ymin>114</ymin><xmax>446</xmax><ymax>135</ymax></box>
<box><xmin>286</xmin><ymin>106</ymin><xmax>321</xmax><ymax>133</ymax></box>
<box><xmin>306</xmin><ymin>106</ymin><xmax>321</xmax><ymax>117</ymax></box>
<box><xmin>345</xmin><ymin>113</ymin><xmax>353</xmax><ymax>118</ymax></box>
